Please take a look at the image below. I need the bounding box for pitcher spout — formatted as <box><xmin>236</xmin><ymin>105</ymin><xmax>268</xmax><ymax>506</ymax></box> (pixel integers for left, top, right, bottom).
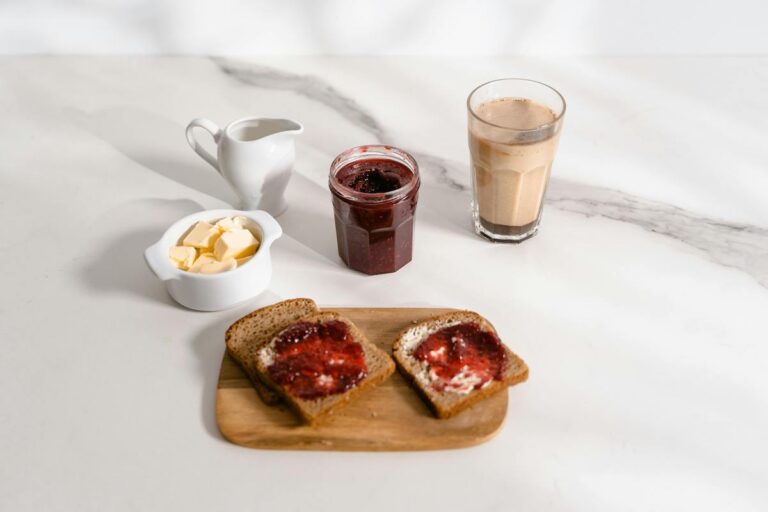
<box><xmin>278</xmin><ymin>119</ymin><xmax>303</xmax><ymax>136</ymax></box>
<box><xmin>225</xmin><ymin>117</ymin><xmax>303</xmax><ymax>142</ymax></box>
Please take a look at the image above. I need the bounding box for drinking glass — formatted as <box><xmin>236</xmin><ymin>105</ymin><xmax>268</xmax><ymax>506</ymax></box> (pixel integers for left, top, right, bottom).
<box><xmin>467</xmin><ymin>78</ymin><xmax>566</xmax><ymax>242</ymax></box>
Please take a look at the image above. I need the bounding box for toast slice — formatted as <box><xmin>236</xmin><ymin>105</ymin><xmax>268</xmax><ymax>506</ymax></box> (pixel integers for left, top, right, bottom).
<box><xmin>225</xmin><ymin>298</ymin><xmax>318</xmax><ymax>405</ymax></box>
<box><xmin>255</xmin><ymin>311</ymin><xmax>395</xmax><ymax>424</ymax></box>
<box><xmin>392</xmin><ymin>310</ymin><xmax>528</xmax><ymax>419</ymax></box>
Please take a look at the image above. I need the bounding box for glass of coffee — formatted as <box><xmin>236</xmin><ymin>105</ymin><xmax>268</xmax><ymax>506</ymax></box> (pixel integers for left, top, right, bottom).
<box><xmin>467</xmin><ymin>78</ymin><xmax>565</xmax><ymax>242</ymax></box>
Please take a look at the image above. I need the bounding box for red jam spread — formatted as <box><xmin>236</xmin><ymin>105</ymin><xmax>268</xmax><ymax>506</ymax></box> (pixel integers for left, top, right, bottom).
<box><xmin>412</xmin><ymin>323</ymin><xmax>507</xmax><ymax>393</ymax></box>
<box><xmin>337</xmin><ymin>159</ymin><xmax>411</xmax><ymax>193</ymax></box>
<box><xmin>267</xmin><ymin>320</ymin><xmax>368</xmax><ymax>400</ymax></box>
<box><xmin>330</xmin><ymin>151</ymin><xmax>420</xmax><ymax>275</ymax></box>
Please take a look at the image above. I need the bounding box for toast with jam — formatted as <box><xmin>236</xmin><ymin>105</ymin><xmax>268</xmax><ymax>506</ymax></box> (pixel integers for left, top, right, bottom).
<box><xmin>226</xmin><ymin>298</ymin><xmax>318</xmax><ymax>405</ymax></box>
<box><xmin>392</xmin><ymin>311</ymin><xmax>528</xmax><ymax>419</ymax></box>
<box><xmin>255</xmin><ymin>311</ymin><xmax>395</xmax><ymax>424</ymax></box>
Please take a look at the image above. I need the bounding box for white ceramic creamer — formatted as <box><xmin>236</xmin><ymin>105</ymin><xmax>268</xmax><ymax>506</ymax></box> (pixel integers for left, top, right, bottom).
<box><xmin>185</xmin><ymin>117</ymin><xmax>303</xmax><ymax>216</ymax></box>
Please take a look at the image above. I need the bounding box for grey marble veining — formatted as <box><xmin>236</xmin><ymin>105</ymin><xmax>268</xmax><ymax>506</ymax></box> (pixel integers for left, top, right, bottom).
<box><xmin>410</xmin><ymin>151</ymin><xmax>469</xmax><ymax>192</ymax></box>
<box><xmin>214</xmin><ymin>58</ymin><xmax>768</xmax><ymax>288</ymax></box>
<box><xmin>215</xmin><ymin>58</ymin><xmax>470</xmax><ymax>193</ymax></box>
<box><xmin>546</xmin><ymin>180</ymin><xmax>768</xmax><ymax>287</ymax></box>
<box><xmin>414</xmin><ymin>151</ymin><xmax>768</xmax><ymax>288</ymax></box>
<box><xmin>215</xmin><ymin>58</ymin><xmax>389</xmax><ymax>143</ymax></box>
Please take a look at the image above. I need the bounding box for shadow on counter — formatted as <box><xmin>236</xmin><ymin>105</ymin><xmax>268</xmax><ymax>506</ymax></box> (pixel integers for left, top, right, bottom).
<box><xmin>190</xmin><ymin>291</ymin><xmax>284</xmax><ymax>443</ymax></box>
<box><xmin>78</xmin><ymin>197</ymin><xmax>204</xmax><ymax>307</ymax></box>
<box><xmin>74</xmin><ymin>106</ymin><xmax>238</xmax><ymax>206</ymax></box>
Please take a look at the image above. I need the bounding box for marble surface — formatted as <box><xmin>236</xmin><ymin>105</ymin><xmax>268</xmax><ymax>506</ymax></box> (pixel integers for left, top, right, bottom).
<box><xmin>1</xmin><ymin>56</ymin><xmax>767</xmax><ymax>511</ymax></box>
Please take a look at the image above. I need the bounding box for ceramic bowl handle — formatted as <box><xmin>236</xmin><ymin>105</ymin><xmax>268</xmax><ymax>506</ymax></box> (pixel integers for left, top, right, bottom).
<box><xmin>249</xmin><ymin>211</ymin><xmax>283</xmax><ymax>246</ymax></box>
<box><xmin>144</xmin><ymin>242</ymin><xmax>175</xmax><ymax>281</ymax></box>
<box><xmin>186</xmin><ymin>118</ymin><xmax>222</xmax><ymax>174</ymax></box>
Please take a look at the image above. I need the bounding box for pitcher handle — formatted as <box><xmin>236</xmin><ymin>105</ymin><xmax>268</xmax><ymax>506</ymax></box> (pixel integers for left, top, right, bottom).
<box><xmin>185</xmin><ymin>118</ymin><xmax>222</xmax><ymax>174</ymax></box>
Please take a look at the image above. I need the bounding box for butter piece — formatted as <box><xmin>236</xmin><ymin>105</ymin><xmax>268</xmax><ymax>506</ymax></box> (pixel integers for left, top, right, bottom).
<box><xmin>236</xmin><ymin>255</ymin><xmax>253</xmax><ymax>267</ymax></box>
<box><xmin>215</xmin><ymin>216</ymin><xmax>247</xmax><ymax>233</ymax></box>
<box><xmin>188</xmin><ymin>254</ymin><xmax>237</xmax><ymax>274</ymax></box>
<box><xmin>214</xmin><ymin>229</ymin><xmax>258</xmax><ymax>261</ymax></box>
<box><xmin>168</xmin><ymin>246</ymin><xmax>197</xmax><ymax>270</ymax></box>
<box><xmin>182</xmin><ymin>221</ymin><xmax>221</xmax><ymax>250</ymax></box>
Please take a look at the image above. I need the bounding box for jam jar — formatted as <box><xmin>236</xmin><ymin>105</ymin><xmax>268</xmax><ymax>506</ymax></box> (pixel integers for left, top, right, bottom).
<box><xmin>329</xmin><ymin>145</ymin><xmax>420</xmax><ymax>275</ymax></box>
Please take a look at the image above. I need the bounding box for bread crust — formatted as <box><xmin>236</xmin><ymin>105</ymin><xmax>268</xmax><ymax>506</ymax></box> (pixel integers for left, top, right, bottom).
<box><xmin>255</xmin><ymin>311</ymin><xmax>395</xmax><ymax>425</ymax></box>
<box><xmin>392</xmin><ymin>310</ymin><xmax>528</xmax><ymax>419</ymax></box>
<box><xmin>225</xmin><ymin>298</ymin><xmax>318</xmax><ymax>405</ymax></box>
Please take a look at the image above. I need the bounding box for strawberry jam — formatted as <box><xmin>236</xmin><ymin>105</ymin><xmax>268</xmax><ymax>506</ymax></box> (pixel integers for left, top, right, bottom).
<box><xmin>413</xmin><ymin>323</ymin><xmax>507</xmax><ymax>393</ymax></box>
<box><xmin>337</xmin><ymin>160</ymin><xmax>408</xmax><ymax>193</ymax></box>
<box><xmin>267</xmin><ymin>320</ymin><xmax>368</xmax><ymax>400</ymax></box>
<box><xmin>329</xmin><ymin>146</ymin><xmax>420</xmax><ymax>275</ymax></box>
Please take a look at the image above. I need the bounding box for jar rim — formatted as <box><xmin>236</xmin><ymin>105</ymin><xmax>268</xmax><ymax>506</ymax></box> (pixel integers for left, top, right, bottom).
<box><xmin>329</xmin><ymin>145</ymin><xmax>420</xmax><ymax>203</ymax></box>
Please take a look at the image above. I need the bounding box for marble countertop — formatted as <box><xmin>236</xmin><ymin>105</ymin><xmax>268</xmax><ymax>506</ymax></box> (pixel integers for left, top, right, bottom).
<box><xmin>1</xmin><ymin>57</ymin><xmax>766</xmax><ymax>511</ymax></box>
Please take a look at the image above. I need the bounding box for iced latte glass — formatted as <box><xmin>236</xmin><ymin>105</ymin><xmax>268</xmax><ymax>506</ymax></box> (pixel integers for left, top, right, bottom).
<box><xmin>468</xmin><ymin>79</ymin><xmax>565</xmax><ymax>242</ymax></box>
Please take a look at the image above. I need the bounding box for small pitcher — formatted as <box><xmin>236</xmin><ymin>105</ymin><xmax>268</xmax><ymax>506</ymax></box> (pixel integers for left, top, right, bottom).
<box><xmin>186</xmin><ymin>117</ymin><xmax>303</xmax><ymax>216</ymax></box>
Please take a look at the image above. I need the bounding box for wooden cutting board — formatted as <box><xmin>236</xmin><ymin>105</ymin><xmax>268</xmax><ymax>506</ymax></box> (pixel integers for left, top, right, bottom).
<box><xmin>215</xmin><ymin>307</ymin><xmax>508</xmax><ymax>451</ymax></box>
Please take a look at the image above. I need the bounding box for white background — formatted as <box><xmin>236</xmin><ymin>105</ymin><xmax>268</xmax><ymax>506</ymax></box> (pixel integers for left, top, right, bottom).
<box><xmin>2</xmin><ymin>0</ymin><xmax>768</xmax><ymax>55</ymax></box>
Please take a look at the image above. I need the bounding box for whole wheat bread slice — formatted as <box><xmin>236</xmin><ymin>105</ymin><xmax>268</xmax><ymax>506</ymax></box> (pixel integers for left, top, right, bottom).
<box><xmin>225</xmin><ymin>298</ymin><xmax>318</xmax><ymax>405</ymax></box>
<box><xmin>255</xmin><ymin>311</ymin><xmax>395</xmax><ymax>424</ymax></box>
<box><xmin>392</xmin><ymin>310</ymin><xmax>528</xmax><ymax>419</ymax></box>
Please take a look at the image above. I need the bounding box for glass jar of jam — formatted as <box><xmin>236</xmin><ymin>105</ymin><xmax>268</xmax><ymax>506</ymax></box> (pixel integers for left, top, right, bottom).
<box><xmin>329</xmin><ymin>145</ymin><xmax>420</xmax><ymax>275</ymax></box>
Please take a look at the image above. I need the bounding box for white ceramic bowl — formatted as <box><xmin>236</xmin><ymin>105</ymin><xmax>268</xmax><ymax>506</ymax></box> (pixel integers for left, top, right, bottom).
<box><xmin>144</xmin><ymin>209</ymin><xmax>282</xmax><ymax>311</ymax></box>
